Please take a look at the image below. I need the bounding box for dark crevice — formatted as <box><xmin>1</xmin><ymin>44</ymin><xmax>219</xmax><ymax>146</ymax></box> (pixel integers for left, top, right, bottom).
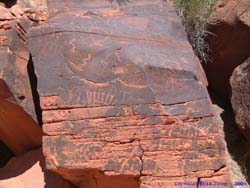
<box><xmin>214</xmin><ymin>165</ymin><xmax>226</xmax><ymax>173</ymax></box>
<box><xmin>138</xmin><ymin>141</ymin><xmax>144</xmax><ymax>176</ymax></box>
<box><xmin>0</xmin><ymin>0</ymin><xmax>17</xmax><ymax>8</ymax></box>
<box><xmin>0</xmin><ymin>139</ymin><xmax>13</xmax><ymax>167</ymax></box>
<box><xmin>197</xmin><ymin>177</ymin><xmax>201</xmax><ymax>188</ymax></box>
<box><xmin>209</xmin><ymin>88</ymin><xmax>250</xmax><ymax>182</ymax></box>
<box><xmin>27</xmin><ymin>54</ymin><xmax>43</xmax><ymax>126</ymax></box>
<box><xmin>18</xmin><ymin>95</ymin><xmax>26</xmax><ymax>101</ymax></box>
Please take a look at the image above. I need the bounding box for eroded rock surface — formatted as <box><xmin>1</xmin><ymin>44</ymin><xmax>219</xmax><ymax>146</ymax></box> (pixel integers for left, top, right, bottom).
<box><xmin>230</xmin><ymin>57</ymin><xmax>250</xmax><ymax>180</ymax></box>
<box><xmin>28</xmin><ymin>0</ymin><xmax>232</xmax><ymax>187</ymax></box>
<box><xmin>203</xmin><ymin>0</ymin><xmax>250</xmax><ymax>100</ymax></box>
<box><xmin>0</xmin><ymin>0</ymin><xmax>47</xmax><ymax>120</ymax></box>
<box><xmin>0</xmin><ymin>7</ymin><xmax>38</xmax><ymax>121</ymax></box>
<box><xmin>0</xmin><ymin>1</ymin><xmax>45</xmax><ymax>161</ymax></box>
<box><xmin>230</xmin><ymin>57</ymin><xmax>250</xmax><ymax>140</ymax></box>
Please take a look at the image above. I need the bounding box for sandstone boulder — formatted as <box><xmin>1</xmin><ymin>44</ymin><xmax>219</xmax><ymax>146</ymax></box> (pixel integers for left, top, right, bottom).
<box><xmin>203</xmin><ymin>0</ymin><xmax>250</xmax><ymax>100</ymax></box>
<box><xmin>28</xmin><ymin>0</ymin><xmax>232</xmax><ymax>187</ymax></box>
<box><xmin>230</xmin><ymin>56</ymin><xmax>250</xmax><ymax>180</ymax></box>
<box><xmin>230</xmin><ymin>56</ymin><xmax>250</xmax><ymax>140</ymax></box>
<box><xmin>0</xmin><ymin>79</ymin><xmax>42</xmax><ymax>155</ymax></box>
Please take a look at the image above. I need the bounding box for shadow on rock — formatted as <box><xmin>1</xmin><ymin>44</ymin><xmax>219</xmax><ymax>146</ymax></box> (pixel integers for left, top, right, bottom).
<box><xmin>209</xmin><ymin>88</ymin><xmax>250</xmax><ymax>182</ymax></box>
<box><xmin>0</xmin><ymin>148</ymin><xmax>64</xmax><ymax>188</ymax></box>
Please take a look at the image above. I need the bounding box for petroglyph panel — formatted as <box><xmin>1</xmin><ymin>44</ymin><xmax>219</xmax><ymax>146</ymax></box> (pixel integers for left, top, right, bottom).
<box><xmin>28</xmin><ymin>0</ymin><xmax>232</xmax><ymax>187</ymax></box>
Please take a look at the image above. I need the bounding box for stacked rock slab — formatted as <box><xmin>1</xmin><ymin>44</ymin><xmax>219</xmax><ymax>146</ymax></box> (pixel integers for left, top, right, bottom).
<box><xmin>28</xmin><ymin>0</ymin><xmax>232</xmax><ymax>187</ymax></box>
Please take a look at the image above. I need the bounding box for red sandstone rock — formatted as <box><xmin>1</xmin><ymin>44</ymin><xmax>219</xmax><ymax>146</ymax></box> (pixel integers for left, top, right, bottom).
<box><xmin>0</xmin><ymin>6</ymin><xmax>41</xmax><ymax>122</ymax></box>
<box><xmin>203</xmin><ymin>0</ymin><xmax>250</xmax><ymax>100</ymax></box>
<box><xmin>231</xmin><ymin>56</ymin><xmax>250</xmax><ymax>182</ymax></box>
<box><xmin>230</xmin><ymin>57</ymin><xmax>250</xmax><ymax>140</ymax></box>
<box><xmin>0</xmin><ymin>79</ymin><xmax>42</xmax><ymax>155</ymax></box>
<box><xmin>0</xmin><ymin>6</ymin><xmax>15</xmax><ymax>20</ymax></box>
<box><xmin>0</xmin><ymin>4</ymin><xmax>45</xmax><ymax>158</ymax></box>
<box><xmin>28</xmin><ymin>0</ymin><xmax>232</xmax><ymax>187</ymax></box>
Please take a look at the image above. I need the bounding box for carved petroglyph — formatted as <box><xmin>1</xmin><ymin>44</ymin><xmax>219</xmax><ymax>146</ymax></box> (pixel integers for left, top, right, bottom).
<box><xmin>28</xmin><ymin>0</ymin><xmax>232</xmax><ymax>187</ymax></box>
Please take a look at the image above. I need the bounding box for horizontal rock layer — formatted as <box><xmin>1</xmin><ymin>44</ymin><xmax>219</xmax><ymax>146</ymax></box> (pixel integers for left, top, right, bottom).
<box><xmin>28</xmin><ymin>0</ymin><xmax>232</xmax><ymax>187</ymax></box>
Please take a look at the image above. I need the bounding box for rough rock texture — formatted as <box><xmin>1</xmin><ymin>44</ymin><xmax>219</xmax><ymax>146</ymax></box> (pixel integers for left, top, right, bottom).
<box><xmin>0</xmin><ymin>79</ymin><xmax>42</xmax><ymax>155</ymax></box>
<box><xmin>230</xmin><ymin>57</ymin><xmax>250</xmax><ymax>140</ymax></box>
<box><xmin>15</xmin><ymin>0</ymin><xmax>47</xmax><ymax>20</ymax></box>
<box><xmin>1</xmin><ymin>0</ymin><xmax>47</xmax><ymax>16</ymax></box>
<box><xmin>28</xmin><ymin>0</ymin><xmax>232</xmax><ymax>187</ymax></box>
<box><xmin>0</xmin><ymin>2</ymin><xmax>46</xmax><ymax>162</ymax></box>
<box><xmin>230</xmin><ymin>57</ymin><xmax>250</xmax><ymax>180</ymax></box>
<box><xmin>0</xmin><ymin>6</ymin><xmax>37</xmax><ymax>121</ymax></box>
<box><xmin>0</xmin><ymin>1</ymin><xmax>47</xmax><ymax>121</ymax></box>
<box><xmin>210</xmin><ymin>90</ymin><xmax>249</xmax><ymax>183</ymax></box>
<box><xmin>0</xmin><ymin>148</ymin><xmax>65</xmax><ymax>188</ymax></box>
<box><xmin>203</xmin><ymin>0</ymin><xmax>250</xmax><ymax>100</ymax></box>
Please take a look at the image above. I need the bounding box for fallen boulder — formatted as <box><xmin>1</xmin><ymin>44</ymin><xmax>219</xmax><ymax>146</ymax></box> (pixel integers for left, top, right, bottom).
<box><xmin>28</xmin><ymin>0</ymin><xmax>232</xmax><ymax>187</ymax></box>
<box><xmin>230</xmin><ymin>56</ymin><xmax>250</xmax><ymax>180</ymax></box>
<box><xmin>230</xmin><ymin>57</ymin><xmax>250</xmax><ymax>141</ymax></box>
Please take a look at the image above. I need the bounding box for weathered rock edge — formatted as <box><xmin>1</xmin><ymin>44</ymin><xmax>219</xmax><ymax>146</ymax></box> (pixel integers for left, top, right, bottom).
<box><xmin>230</xmin><ymin>57</ymin><xmax>250</xmax><ymax>141</ymax></box>
<box><xmin>230</xmin><ymin>56</ymin><xmax>250</xmax><ymax>182</ymax></box>
<box><xmin>28</xmin><ymin>0</ymin><xmax>233</xmax><ymax>187</ymax></box>
<box><xmin>0</xmin><ymin>1</ymin><xmax>46</xmax><ymax>157</ymax></box>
